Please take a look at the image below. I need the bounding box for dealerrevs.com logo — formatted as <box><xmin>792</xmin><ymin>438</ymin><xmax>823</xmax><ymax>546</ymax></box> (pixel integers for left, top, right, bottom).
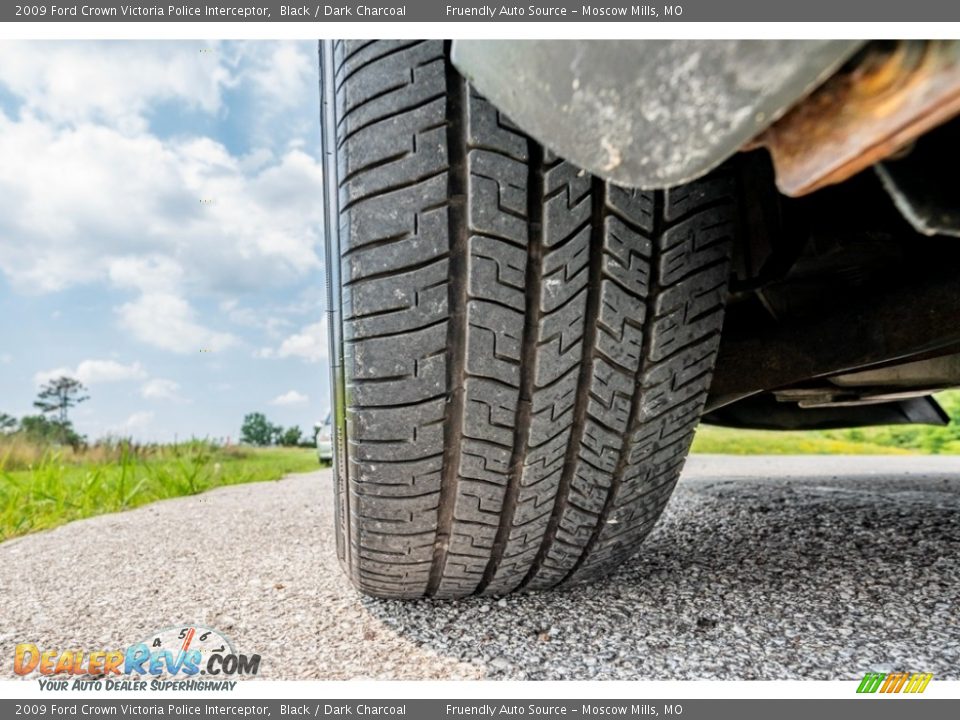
<box><xmin>857</xmin><ymin>672</ymin><xmax>933</xmax><ymax>694</ymax></box>
<box><xmin>14</xmin><ymin>625</ymin><xmax>260</xmax><ymax>691</ymax></box>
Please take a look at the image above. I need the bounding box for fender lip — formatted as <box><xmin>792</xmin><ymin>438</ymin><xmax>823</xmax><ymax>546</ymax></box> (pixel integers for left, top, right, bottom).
<box><xmin>452</xmin><ymin>39</ymin><xmax>863</xmax><ymax>189</ymax></box>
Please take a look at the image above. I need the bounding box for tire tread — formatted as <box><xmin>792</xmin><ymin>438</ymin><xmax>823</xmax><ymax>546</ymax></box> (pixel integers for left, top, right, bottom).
<box><xmin>324</xmin><ymin>40</ymin><xmax>736</xmax><ymax>598</ymax></box>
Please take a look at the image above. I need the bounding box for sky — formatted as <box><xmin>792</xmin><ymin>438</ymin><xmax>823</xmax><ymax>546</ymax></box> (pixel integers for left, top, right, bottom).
<box><xmin>0</xmin><ymin>41</ymin><xmax>331</xmax><ymax>443</ymax></box>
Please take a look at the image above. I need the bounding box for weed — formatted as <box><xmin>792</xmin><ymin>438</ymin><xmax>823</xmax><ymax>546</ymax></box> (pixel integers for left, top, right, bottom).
<box><xmin>0</xmin><ymin>439</ymin><xmax>319</xmax><ymax>541</ymax></box>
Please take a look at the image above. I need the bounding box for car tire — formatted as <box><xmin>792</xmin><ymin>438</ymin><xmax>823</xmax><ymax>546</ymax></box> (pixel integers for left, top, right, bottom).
<box><xmin>321</xmin><ymin>39</ymin><xmax>739</xmax><ymax>599</ymax></box>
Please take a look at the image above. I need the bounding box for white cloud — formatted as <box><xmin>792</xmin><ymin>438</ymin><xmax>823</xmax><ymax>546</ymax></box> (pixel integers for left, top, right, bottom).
<box><xmin>117</xmin><ymin>292</ymin><xmax>238</xmax><ymax>355</ymax></box>
<box><xmin>141</xmin><ymin>378</ymin><xmax>183</xmax><ymax>401</ymax></box>
<box><xmin>242</xmin><ymin>42</ymin><xmax>319</xmax><ymax>154</ymax></box>
<box><xmin>34</xmin><ymin>359</ymin><xmax>147</xmax><ymax>387</ymax></box>
<box><xmin>0</xmin><ymin>41</ymin><xmax>327</xmax><ymax>442</ymax></box>
<box><xmin>270</xmin><ymin>390</ymin><xmax>309</xmax><ymax>406</ymax></box>
<box><xmin>110</xmin><ymin>411</ymin><xmax>155</xmax><ymax>435</ymax></box>
<box><xmin>249</xmin><ymin>43</ymin><xmax>314</xmax><ymax>119</ymax></box>
<box><xmin>0</xmin><ymin>41</ymin><xmax>231</xmax><ymax>135</ymax></box>
<box><xmin>260</xmin><ymin>319</ymin><xmax>328</xmax><ymax>363</ymax></box>
<box><xmin>109</xmin><ymin>255</ymin><xmax>238</xmax><ymax>355</ymax></box>
<box><xmin>0</xmin><ymin>117</ymin><xmax>324</xmax><ymax>295</ymax></box>
<box><xmin>0</xmin><ymin>353</ymin><xmax>11</xmax><ymax>364</ymax></box>
<box><xmin>0</xmin><ymin>41</ymin><xmax>324</xmax><ymax>364</ymax></box>
<box><xmin>109</xmin><ymin>256</ymin><xmax>184</xmax><ymax>293</ymax></box>
<box><xmin>221</xmin><ymin>298</ymin><xmax>292</xmax><ymax>336</ymax></box>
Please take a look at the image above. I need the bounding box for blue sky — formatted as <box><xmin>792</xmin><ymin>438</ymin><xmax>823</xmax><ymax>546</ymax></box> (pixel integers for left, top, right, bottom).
<box><xmin>0</xmin><ymin>41</ymin><xmax>330</xmax><ymax>442</ymax></box>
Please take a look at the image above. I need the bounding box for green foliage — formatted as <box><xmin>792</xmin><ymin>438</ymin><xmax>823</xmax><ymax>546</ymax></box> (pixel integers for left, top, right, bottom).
<box><xmin>0</xmin><ymin>439</ymin><xmax>318</xmax><ymax>540</ymax></box>
<box><xmin>240</xmin><ymin>412</ymin><xmax>278</xmax><ymax>446</ymax></box>
<box><xmin>278</xmin><ymin>425</ymin><xmax>303</xmax><ymax>447</ymax></box>
<box><xmin>0</xmin><ymin>413</ymin><xmax>16</xmax><ymax>433</ymax></box>
<box><xmin>240</xmin><ymin>412</ymin><xmax>304</xmax><ymax>448</ymax></box>
<box><xmin>33</xmin><ymin>376</ymin><xmax>89</xmax><ymax>425</ymax></box>
<box><xmin>18</xmin><ymin>415</ymin><xmax>85</xmax><ymax>447</ymax></box>
<box><xmin>692</xmin><ymin>426</ymin><xmax>912</xmax><ymax>455</ymax></box>
<box><xmin>819</xmin><ymin>390</ymin><xmax>960</xmax><ymax>454</ymax></box>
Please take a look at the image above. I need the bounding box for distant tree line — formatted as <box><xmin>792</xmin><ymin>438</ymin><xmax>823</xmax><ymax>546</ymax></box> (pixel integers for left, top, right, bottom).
<box><xmin>2</xmin><ymin>378</ymin><xmax>316</xmax><ymax>451</ymax></box>
<box><xmin>240</xmin><ymin>412</ymin><xmax>311</xmax><ymax>447</ymax></box>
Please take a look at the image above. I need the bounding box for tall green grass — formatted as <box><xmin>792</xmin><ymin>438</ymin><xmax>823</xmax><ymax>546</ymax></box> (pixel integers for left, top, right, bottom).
<box><xmin>691</xmin><ymin>426</ymin><xmax>915</xmax><ymax>455</ymax></box>
<box><xmin>0</xmin><ymin>438</ymin><xmax>321</xmax><ymax>541</ymax></box>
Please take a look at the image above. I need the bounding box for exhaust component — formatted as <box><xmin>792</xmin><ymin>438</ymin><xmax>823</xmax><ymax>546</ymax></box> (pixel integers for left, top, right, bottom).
<box><xmin>753</xmin><ymin>41</ymin><xmax>960</xmax><ymax>196</ymax></box>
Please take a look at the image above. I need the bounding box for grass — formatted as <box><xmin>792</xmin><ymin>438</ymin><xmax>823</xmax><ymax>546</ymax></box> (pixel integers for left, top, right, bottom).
<box><xmin>0</xmin><ymin>438</ymin><xmax>322</xmax><ymax>541</ymax></box>
<box><xmin>691</xmin><ymin>425</ymin><xmax>915</xmax><ymax>455</ymax></box>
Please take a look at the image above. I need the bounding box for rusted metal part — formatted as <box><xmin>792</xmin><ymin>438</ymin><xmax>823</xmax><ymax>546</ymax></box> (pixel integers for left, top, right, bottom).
<box><xmin>753</xmin><ymin>41</ymin><xmax>960</xmax><ymax>197</ymax></box>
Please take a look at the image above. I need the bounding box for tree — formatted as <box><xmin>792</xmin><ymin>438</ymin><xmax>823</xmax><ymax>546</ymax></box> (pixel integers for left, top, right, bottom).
<box><xmin>19</xmin><ymin>415</ymin><xmax>85</xmax><ymax>446</ymax></box>
<box><xmin>34</xmin><ymin>376</ymin><xmax>89</xmax><ymax>425</ymax></box>
<box><xmin>270</xmin><ymin>424</ymin><xmax>284</xmax><ymax>446</ymax></box>
<box><xmin>0</xmin><ymin>412</ymin><xmax>17</xmax><ymax>434</ymax></box>
<box><xmin>278</xmin><ymin>425</ymin><xmax>303</xmax><ymax>447</ymax></box>
<box><xmin>241</xmin><ymin>412</ymin><xmax>276</xmax><ymax>446</ymax></box>
<box><xmin>31</xmin><ymin>377</ymin><xmax>89</xmax><ymax>445</ymax></box>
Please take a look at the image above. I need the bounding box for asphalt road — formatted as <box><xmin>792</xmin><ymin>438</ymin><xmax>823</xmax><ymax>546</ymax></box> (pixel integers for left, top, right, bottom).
<box><xmin>1</xmin><ymin>455</ymin><xmax>958</xmax><ymax>680</ymax></box>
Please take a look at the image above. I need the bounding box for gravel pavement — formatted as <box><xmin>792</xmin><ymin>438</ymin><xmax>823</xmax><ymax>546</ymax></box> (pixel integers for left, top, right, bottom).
<box><xmin>1</xmin><ymin>454</ymin><xmax>958</xmax><ymax>680</ymax></box>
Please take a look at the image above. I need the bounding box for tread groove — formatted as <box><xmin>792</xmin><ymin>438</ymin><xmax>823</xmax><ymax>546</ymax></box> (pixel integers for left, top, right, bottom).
<box><xmin>476</xmin><ymin>139</ymin><xmax>544</xmax><ymax>594</ymax></box>
<box><xmin>427</xmin><ymin>45</ymin><xmax>467</xmax><ymax>597</ymax></box>
<box><xmin>560</xmin><ymin>190</ymin><xmax>666</xmax><ymax>585</ymax></box>
<box><xmin>519</xmin><ymin>175</ymin><xmax>606</xmax><ymax>591</ymax></box>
